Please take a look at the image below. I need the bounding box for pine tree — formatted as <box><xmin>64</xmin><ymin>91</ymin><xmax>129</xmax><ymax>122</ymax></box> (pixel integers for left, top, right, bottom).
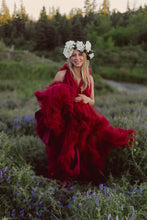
<box><xmin>91</xmin><ymin>0</ymin><xmax>97</xmax><ymax>14</ymax></box>
<box><xmin>35</xmin><ymin>6</ymin><xmax>57</xmax><ymax>50</ymax></box>
<box><xmin>12</xmin><ymin>3</ymin><xmax>17</xmax><ymax>19</ymax></box>
<box><xmin>39</xmin><ymin>6</ymin><xmax>48</xmax><ymax>21</ymax></box>
<box><xmin>84</xmin><ymin>0</ymin><xmax>91</xmax><ymax>15</ymax></box>
<box><xmin>20</xmin><ymin>2</ymin><xmax>28</xmax><ymax>21</ymax></box>
<box><xmin>99</xmin><ymin>0</ymin><xmax>110</xmax><ymax>15</ymax></box>
<box><xmin>48</xmin><ymin>6</ymin><xmax>56</xmax><ymax>19</ymax></box>
<box><xmin>0</xmin><ymin>0</ymin><xmax>11</xmax><ymax>23</ymax></box>
<box><xmin>68</xmin><ymin>8</ymin><xmax>83</xmax><ymax>19</ymax></box>
<box><xmin>127</xmin><ymin>0</ymin><xmax>131</xmax><ymax>13</ymax></box>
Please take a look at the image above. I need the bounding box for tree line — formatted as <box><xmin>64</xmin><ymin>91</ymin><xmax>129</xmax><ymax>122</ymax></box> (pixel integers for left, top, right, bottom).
<box><xmin>0</xmin><ymin>0</ymin><xmax>147</xmax><ymax>53</ymax></box>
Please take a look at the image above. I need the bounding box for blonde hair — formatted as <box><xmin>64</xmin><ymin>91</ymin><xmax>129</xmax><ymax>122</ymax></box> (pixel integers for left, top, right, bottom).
<box><xmin>67</xmin><ymin>53</ymin><xmax>90</xmax><ymax>91</ymax></box>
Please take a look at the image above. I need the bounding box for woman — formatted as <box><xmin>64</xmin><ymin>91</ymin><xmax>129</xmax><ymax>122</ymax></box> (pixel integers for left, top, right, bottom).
<box><xmin>35</xmin><ymin>40</ymin><xmax>136</xmax><ymax>183</ymax></box>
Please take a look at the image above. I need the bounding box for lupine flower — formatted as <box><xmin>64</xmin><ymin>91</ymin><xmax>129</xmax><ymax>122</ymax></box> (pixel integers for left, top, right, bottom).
<box><xmin>108</xmin><ymin>214</ymin><xmax>111</xmax><ymax>220</ymax></box>
<box><xmin>93</xmin><ymin>191</ymin><xmax>96</xmax><ymax>196</ymax></box>
<box><xmin>20</xmin><ymin>209</ymin><xmax>24</xmax><ymax>216</ymax></box>
<box><xmin>11</xmin><ymin>209</ymin><xmax>15</xmax><ymax>217</ymax></box>
<box><xmin>72</xmin><ymin>196</ymin><xmax>75</xmax><ymax>200</ymax></box>
<box><xmin>36</xmin><ymin>211</ymin><xmax>42</xmax><ymax>217</ymax></box>
<box><xmin>121</xmin><ymin>204</ymin><xmax>125</xmax><ymax>210</ymax></box>
<box><xmin>39</xmin><ymin>201</ymin><xmax>43</xmax><ymax>205</ymax></box>
<box><xmin>18</xmin><ymin>141</ymin><xmax>21</xmax><ymax>148</ymax></box>
<box><xmin>95</xmin><ymin>198</ymin><xmax>99</xmax><ymax>205</ymax></box>
<box><xmin>0</xmin><ymin>170</ymin><xmax>2</xmax><ymax>178</ymax></box>
<box><xmin>13</xmin><ymin>124</ymin><xmax>19</xmax><ymax>129</ymax></box>
<box><xmin>130</xmin><ymin>187</ymin><xmax>133</xmax><ymax>192</ymax></box>
<box><xmin>116</xmin><ymin>216</ymin><xmax>119</xmax><ymax>220</ymax></box>
<box><xmin>2</xmin><ymin>166</ymin><xmax>7</xmax><ymax>173</ymax></box>
<box><xmin>99</xmin><ymin>184</ymin><xmax>103</xmax><ymax>190</ymax></box>
<box><xmin>130</xmin><ymin>206</ymin><xmax>135</xmax><ymax>213</ymax></box>
<box><xmin>87</xmin><ymin>189</ymin><xmax>91</xmax><ymax>196</ymax></box>
<box><xmin>140</xmin><ymin>187</ymin><xmax>142</xmax><ymax>195</ymax></box>
<box><xmin>6</xmin><ymin>172</ymin><xmax>10</xmax><ymax>181</ymax></box>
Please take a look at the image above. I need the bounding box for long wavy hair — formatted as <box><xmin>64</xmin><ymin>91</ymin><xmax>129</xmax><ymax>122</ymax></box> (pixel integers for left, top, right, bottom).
<box><xmin>67</xmin><ymin>52</ymin><xmax>90</xmax><ymax>92</ymax></box>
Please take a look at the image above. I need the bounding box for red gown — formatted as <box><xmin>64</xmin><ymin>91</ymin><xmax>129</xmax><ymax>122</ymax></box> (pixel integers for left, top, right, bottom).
<box><xmin>35</xmin><ymin>64</ymin><xmax>136</xmax><ymax>181</ymax></box>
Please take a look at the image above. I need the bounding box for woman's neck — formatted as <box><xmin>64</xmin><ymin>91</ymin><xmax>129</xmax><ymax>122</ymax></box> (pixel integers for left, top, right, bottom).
<box><xmin>73</xmin><ymin>67</ymin><xmax>82</xmax><ymax>78</ymax></box>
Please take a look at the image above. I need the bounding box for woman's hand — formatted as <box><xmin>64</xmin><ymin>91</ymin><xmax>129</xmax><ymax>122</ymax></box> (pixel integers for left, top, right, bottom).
<box><xmin>75</xmin><ymin>94</ymin><xmax>94</xmax><ymax>106</ymax></box>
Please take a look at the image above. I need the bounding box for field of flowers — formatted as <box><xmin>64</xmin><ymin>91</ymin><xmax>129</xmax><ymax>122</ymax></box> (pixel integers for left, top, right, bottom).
<box><xmin>0</xmin><ymin>78</ymin><xmax>147</xmax><ymax>220</ymax></box>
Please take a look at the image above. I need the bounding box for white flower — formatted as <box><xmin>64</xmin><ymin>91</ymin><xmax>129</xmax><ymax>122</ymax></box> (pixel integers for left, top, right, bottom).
<box><xmin>63</xmin><ymin>40</ymin><xmax>75</xmax><ymax>58</ymax></box>
<box><xmin>85</xmin><ymin>41</ymin><xmax>91</xmax><ymax>52</ymax></box>
<box><xmin>63</xmin><ymin>40</ymin><xmax>94</xmax><ymax>59</ymax></box>
<box><xmin>63</xmin><ymin>47</ymin><xmax>74</xmax><ymax>58</ymax></box>
<box><xmin>76</xmin><ymin>41</ymin><xmax>85</xmax><ymax>52</ymax></box>
<box><xmin>65</xmin><ymin>40</ymin><xmax>75</xmax><ymax>49</ymax></box>
<box><xmin>89</xmin><ymin>53</ymin><xmax>94</xmax><ymax>59</ymax></box>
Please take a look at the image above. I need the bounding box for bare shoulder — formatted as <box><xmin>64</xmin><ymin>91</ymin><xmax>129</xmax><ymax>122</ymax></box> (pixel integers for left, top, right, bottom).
<box><xmin>54</xmin><ymin>70</ymin><xmax>66</xmax><ymax>82</ymax></box>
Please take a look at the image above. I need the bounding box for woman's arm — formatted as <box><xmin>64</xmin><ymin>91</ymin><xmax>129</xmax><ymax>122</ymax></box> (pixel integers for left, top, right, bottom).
<box><xmin>89</xmin><ymin>75</ymin><xmax>95</xmax><ymax>105</ymax></box>
<box><xmin>75</xmin><ymin>75</ymin><xmax>95</xmax><ymax>106</ymax></box>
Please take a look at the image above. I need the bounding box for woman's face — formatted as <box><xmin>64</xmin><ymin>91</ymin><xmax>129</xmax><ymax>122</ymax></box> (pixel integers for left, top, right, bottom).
<box><xmin>71</xmin><ymin>49</ymin><xmax>84</xmax><ymax>68</ymax></box>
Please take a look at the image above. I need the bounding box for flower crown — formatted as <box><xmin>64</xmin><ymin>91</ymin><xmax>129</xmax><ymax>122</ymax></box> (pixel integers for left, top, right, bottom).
<box><xmin>63</xmin><ymin>40</ymin><xmax>94</xmax><ymax>60</ymax></box>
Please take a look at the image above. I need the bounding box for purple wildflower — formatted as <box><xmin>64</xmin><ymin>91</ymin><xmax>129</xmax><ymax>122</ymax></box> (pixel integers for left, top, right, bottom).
<box><xmin>36</xmin><ymin>212</ymin><xmax>42</xmax><ymax>217</ymax></box>
<box><xmin>116</xmin><ymin>216</ymin><xmax>119</xmax><ymax>220</ymax></box>
<box><xmin>0</xmin><ymin>170</ymin><xmax>2</xmax><ymax>178</ymax></box>
<box><xmin>13</xmin><ymin>124</ymin><xmax>19</xmax><ymax>129</ymax></box>
<box><xmin>95</xmin><ymin>198</ymin><xmax>99</xmax><ymax>205</ymax></box>
<box><xmin>99</xmin><ymin>184</ymin><xmax>103</xmax><ymax>190</ymax></box>
<box><xmin>11</xmin><ymin>209</ymin><xmax>15</xmax><ymax>217</ymax></box>
<box><xmin>121</xmin><ymin>204</ymin><xmax>125</xmax><ymax>210</ymax></box>
<box><xmin>130</xmin><ymin>187</ymin><xmax>133</xmax><ymax>192</ymax></box>
<box><xmin>93</xmin><ymin>191</ymin><xmax>96</xmax><ymax>196</ymax></box>
<box><xmin>18</xmin><ymin>141</ymin><xmax>21</xmax><ymax>148</ymax></box>
<box><xmin>130</xmin><ymin>206</ymin><xmax>135</xmax><ymax>213</ymax></box>
<box><xmin>87</xmin><ymin>189</ymin><xmax>91</xmax><ymax>196</ymax></box>
<box><xmin>6</xmin><ymin>172</ymin><xmax>10</xmax><ymax>181</ymax></box>
<box><xmin>140</xmin><ymin>187</ymin><xmax>142</xmax><ymax>195</ymax></box>
<box><xmin>108</xmin><ymin>214</ymin><xmax>111</xmax><ymax>220</ymax></box>
<box><xmin>2</xmin><ymin>166</ymin><xmax>7</xmax><ymax>173</ymax></box>
<box><xmin>72</xmin><ymin>196</ymin><xmax>75</xmax><ymax>200</ymax></box>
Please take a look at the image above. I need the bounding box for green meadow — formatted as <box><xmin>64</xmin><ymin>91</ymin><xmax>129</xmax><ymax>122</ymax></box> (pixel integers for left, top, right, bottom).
<box><xmin>0</xmin><ymin>44</ymin><xmax>147</xmax><ymax>219</ymax></box>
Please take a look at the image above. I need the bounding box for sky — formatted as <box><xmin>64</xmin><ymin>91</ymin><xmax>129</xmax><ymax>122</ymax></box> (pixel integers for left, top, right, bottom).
<box><xmin>3</xmin><ymin>0</ymin><xmax>147</xmax><ymax>20</ymax></box>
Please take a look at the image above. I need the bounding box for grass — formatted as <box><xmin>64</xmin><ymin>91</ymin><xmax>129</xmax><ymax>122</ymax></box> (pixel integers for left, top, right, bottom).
<box><xmin>91</xmin><ymin>45</ymin><xmax>147</xmax><ymax>85</ymax></box>
<box><xmin>0</xmin><ymin>44</ymin><xmax>147</xmax><ymax>219</ymax></box>
<box><xmin>0</xmin><ymin>77</ymin><xmax>147</xmax><ymax>219</ymax></box>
